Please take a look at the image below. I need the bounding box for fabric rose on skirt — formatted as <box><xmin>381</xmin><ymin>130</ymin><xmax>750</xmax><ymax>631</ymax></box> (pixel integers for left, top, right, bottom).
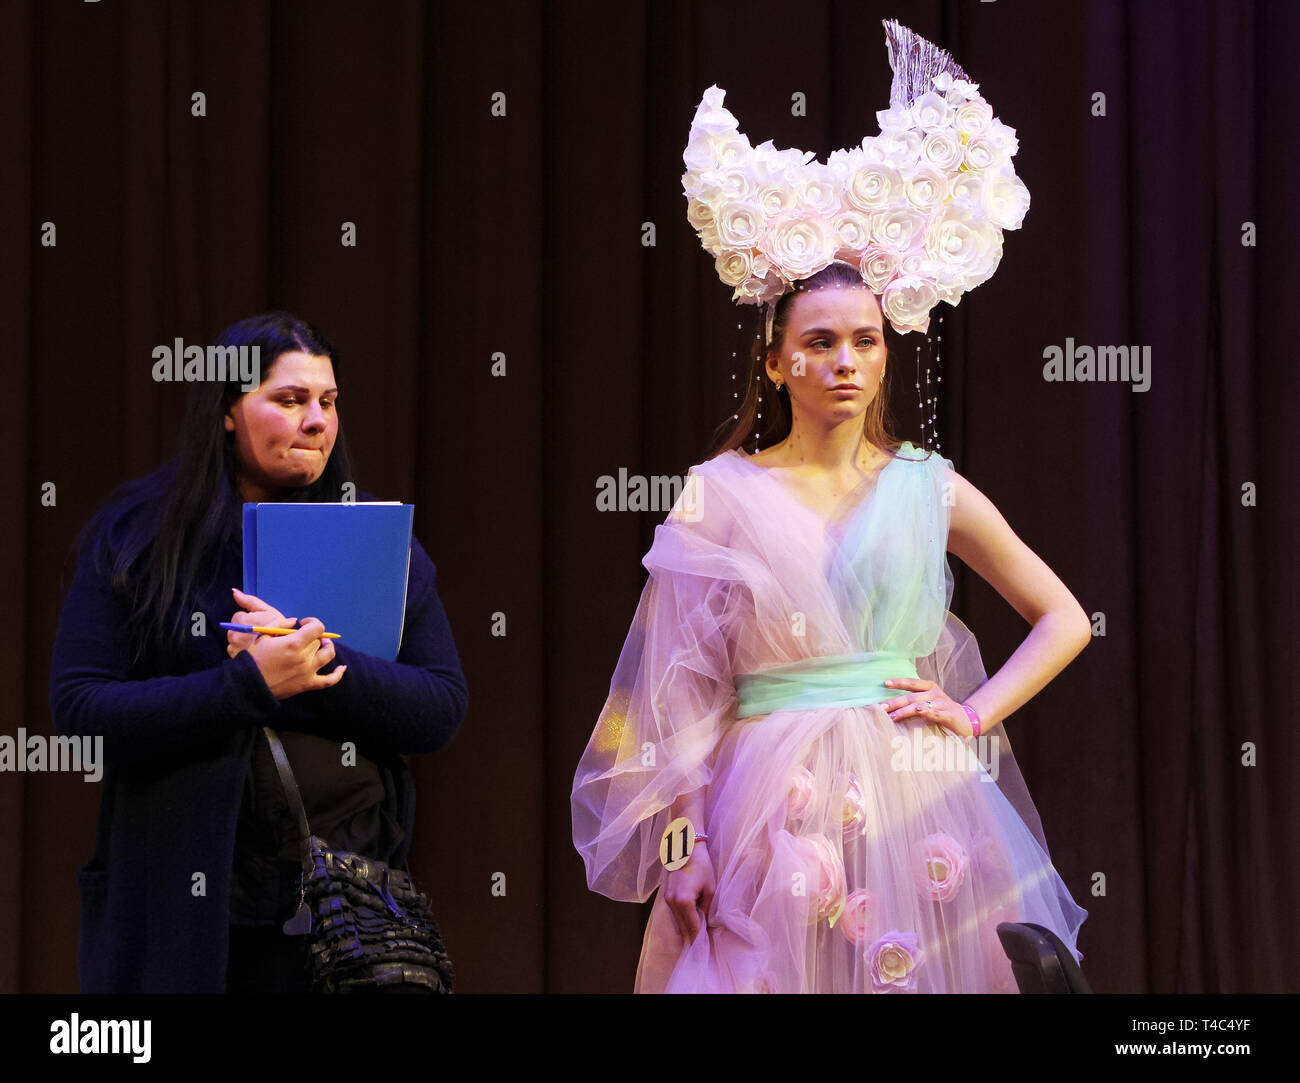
<box><xmin>980</xmin><ymin>903</ymin><xmax>1018</xmax><ymax>992</ymax></box>
<box><xmin>786</xmin><ymin>765</ymin><xmax>816</xmax><ymax>824</ymax></box>
<box><xmin>839</xmin><ymin>773</ymin><xmax>868</xmax><ymax>837</ymax></box>
<box><xmin>791</xmin><ymin>833</ymin><xmax>846</xmax><ymax>927</ymax></box>
<box><xmin>867</xmin><ymin>931</ymin><xmax>924</xmax><ymax>992</ymax></box>
<box><xmin>839</xmin><ymin>889</ymin><xmax>879</xmax><ymax>946</ymax></box>
<box><xmin>913</xmin><ymin>832</ymin><xmax>969</xmax><ymax>902</ymax></box>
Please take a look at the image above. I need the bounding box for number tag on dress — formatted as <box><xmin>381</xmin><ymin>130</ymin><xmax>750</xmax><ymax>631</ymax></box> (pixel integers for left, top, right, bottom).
<box><xmin>660</xmin><ymin>816</ymin><xmax>695</xmax><ymax>871</ymax></box>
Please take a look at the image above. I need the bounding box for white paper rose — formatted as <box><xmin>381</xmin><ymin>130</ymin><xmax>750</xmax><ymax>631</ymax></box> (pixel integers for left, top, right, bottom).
<box><xmin>869</xmin><ymin>207</ymin><xmax>927</xmax><ymax>252</ymax></box>
<box><xmin>754</xmin><ymin>183</ymin><xmax>790</xmax><ymax>215</ymax></box>
<box><xmin>959</xmin><ymin>237</ymin><xmax>1003</xmax><ymax>292</ymax></box>
<box><xmin>797</xmin><ymin>164</ymin><xmax>839</xmax><ymax>216</ymax></box>
<box><xmin>921</xmin><ymin>130</ymin><xmax>964</xmax><ymax>172</ymax></box>
<box><xmin>875</xmin><ymin>104</ymin><xmax>914</xmax><ymax>132</ymax></box>
<box><xmin>716</xmin><ymin>169</ymin><xmax>757</xmax><ymax>202</ymax></box>
<box><xmin>934</xmin><ymin>273</ymin><xmax>964</xmax><ymax>307</ymax></box>
<box><xmin>962</xmin><ymin>135</ymin><xmax>1001</xmax><ymax>173</ymax></box>
<box><xmin>904</xmin><ymin>165</ymin><xmax>951</xmax><ymax>212</ymax></box>
<box><xmin>682</xmin><ymin>138</ymin><xmax>720</xmax><ymax>174</ymax></box>
<box><xmin>715</xmin><ymin>249</ymin><xmax>755</xmax><ymax>288</ymax></box>
<box><xmin>710</xmin><ymin>133</ymin><xmax>751</xmax><ymax>170</ymax></box>
<box><xmin>984</xmin><ymin>117</ymin><xmax>1020</xmax><ymax>157</ymax></box>
<box><xmin>767</xmin><ymin>212</ymin><xmax>838</xmax><ymax>281</ymax></box>
<box><xmin>686</xmin><ymin>199</ymin><xmax>715</xmax><ymax>232</ymax></box>
<box><xmin>826</xmin><ymin>145</ymin><xmax>865</xmax><ymax>184</ymax></box>
<box><xmin>911</xmin><ymin>91</ymin><xmax>953</xmax><ymax>132</ymax></box>
<box><xmin>751</xmin><ymin>141</ymin><xmax>814</xmax><ymax>185</ymax></box>
<box><xmin>925</xmin><ymin>208</ymin><xmax>999</xmax><ymax>280</ymax></box>
<box><xmin>714</xmin><ymin>199</ymin><xmax>765</xmax><ymax>248</ymax></box>
<box><xmin>757</xmin><ymin>184</ymin><xmax>797</xmax><ymax>216</ymax></box>
<box><xmin>948</xmin><ymin>170</ymin><xmax>985</xmax><ymax>212</ymax></box>
<box><xmin>934</xmin><ymin>258</ymin><xmax>997</xmax><ymax>306</ymax></box>
<box><xmin>695</xmin><ymin>220</ymin><xmax>720</xmax><ymax>253</ymax></box>
<box><xmin>859</xmin><ymin>135</ymin><xmax>888</xmax><ymax>164</ymax></box>
<box><xmin>860</xmin><ymin>244</ymin><xmax>901</xmax><ymax>293</ymax></box>
<box><xmin>900</xmin><ymin>249</ymin><xmax>941</xmax><ymax>282</ymax></box>
<box><xmin>881</xmin><ymin>275</ymin><xmax>939</xmax><ymax>335</ymax></box>
<box><xmin>690</xmin><ymin>85</ymin><xmax>740</xmax><ymax>136</ymax></box>
<box><xmin>831</xmin><ymin>210</ymin><xmax>872</xmax><ymax>253</ymax></box>
<box><xmin>846</xmin><ymin>163</ymin><xmax>901</xmax><ymax>213</ymax></box>
<box><xmin>954</xmin><ymin>98</ymin><xmax>994</xmax><ymax>137</ymax></box>
<box><xmin>982</xmin><ymin>169</ymin><xmax>1031</xmax><ymax>229</ymax></box>
<box><xmin>879</xmin><ymin>128</ymin><xmax>923</xmax><ymax>169</ymax></box>
<box><xmin>687</xmin><ymin>168</ymin><xmax>733</xmax><ymax>208</ymax></box>
<box><xmin>734</xmin><ymin>273</ymin><xmax>777</xmax><ymax>304</ymax></box>
<box><xmin>748</xmin><ymin>140</ymin><xmax>779</xmax><ymax>181</ymax></box>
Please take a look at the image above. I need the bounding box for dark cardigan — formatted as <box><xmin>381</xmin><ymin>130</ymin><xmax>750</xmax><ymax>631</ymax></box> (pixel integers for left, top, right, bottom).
<box><xmin>49</xmin><ymin>492</ymin><xmax>467</xmax><ymax>993</ymax></box>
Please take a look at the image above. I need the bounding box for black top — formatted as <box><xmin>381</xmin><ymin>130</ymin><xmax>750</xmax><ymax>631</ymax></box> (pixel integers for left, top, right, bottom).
<box><xmin>229</xmin><ymin>731</ymin><xmax>405</xmax><ymax>926</ymax></box>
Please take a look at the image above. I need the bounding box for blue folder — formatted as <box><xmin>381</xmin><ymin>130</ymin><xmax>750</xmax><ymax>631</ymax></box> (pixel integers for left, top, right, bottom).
<box><xmin>242</xmin><ymin>502</ymin><xmax>414</xmax><ymax>661</ymax></box>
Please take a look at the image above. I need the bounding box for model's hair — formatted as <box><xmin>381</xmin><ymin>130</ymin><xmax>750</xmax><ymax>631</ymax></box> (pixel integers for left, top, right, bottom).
<box><xmin>76</xmin><ymin>312</ymin><xmax>354</xmax><ymax>668</ymax></box>
<box><xmin>704</xmin><ymin>262</ymin><xmax>914</xmax><ymax>460</ymax></box>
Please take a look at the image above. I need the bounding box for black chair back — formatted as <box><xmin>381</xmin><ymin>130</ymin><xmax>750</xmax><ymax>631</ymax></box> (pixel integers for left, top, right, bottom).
<box><xmin>996</xmin><ymin>921</ymin><xmax>1092</xmax><ymax>994</ymax></box>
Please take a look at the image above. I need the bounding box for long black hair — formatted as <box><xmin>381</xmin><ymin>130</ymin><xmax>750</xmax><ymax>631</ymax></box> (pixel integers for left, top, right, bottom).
<box><xmin>77</xmin><ymin>312</ymin><xmax>354</xmax><ymax>669</ymax></box>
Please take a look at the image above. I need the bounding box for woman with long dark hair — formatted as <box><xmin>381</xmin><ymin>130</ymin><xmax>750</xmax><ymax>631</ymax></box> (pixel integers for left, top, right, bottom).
<box><xmin>572</xmin><ymin>25</ymin><xmax>1090</xmax><ymax>993</ymax></box>
<box><xmin>50</xmin><ymin>312</ymin><xmax>467</xmax><ymax>992</ymax></box>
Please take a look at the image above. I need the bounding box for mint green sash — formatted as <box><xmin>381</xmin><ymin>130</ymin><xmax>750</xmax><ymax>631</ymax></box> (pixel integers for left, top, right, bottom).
<box><xmin>734</xmin><ymin>651</ymin><xmax>918</xmax><ymax>718</ymax></box>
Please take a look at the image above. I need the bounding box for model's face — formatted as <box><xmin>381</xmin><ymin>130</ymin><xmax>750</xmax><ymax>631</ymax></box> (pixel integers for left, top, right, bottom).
<box><xmin>766</xmin><ymin>286</ymin><xmax>887</xmax><ymax>429</ymax></box>
<box><xmin>224</xmin><ymin>351</ymin><xmax>338</xmax><ymax>500</ymax></box>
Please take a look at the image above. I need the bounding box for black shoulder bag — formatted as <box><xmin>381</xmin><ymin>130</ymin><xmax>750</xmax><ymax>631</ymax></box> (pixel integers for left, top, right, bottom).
<box><xmin>262</xmin><ymin>727</ymin><xmax>454</xmax><ymax>994</ymax></box>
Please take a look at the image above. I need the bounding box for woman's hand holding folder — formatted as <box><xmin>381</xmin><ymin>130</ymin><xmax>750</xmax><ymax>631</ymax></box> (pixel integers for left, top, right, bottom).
<box><xmin>228</xmin><ymin>586</ymin><xmax>347</xmax><ymax>700</ymax></box>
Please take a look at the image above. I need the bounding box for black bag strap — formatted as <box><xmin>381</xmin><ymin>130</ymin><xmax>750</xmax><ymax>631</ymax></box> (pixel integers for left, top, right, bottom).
<box><xmin>261</xmin><ymin>726</ymin><xmax>314</xmax><ymax>846</ymax></box>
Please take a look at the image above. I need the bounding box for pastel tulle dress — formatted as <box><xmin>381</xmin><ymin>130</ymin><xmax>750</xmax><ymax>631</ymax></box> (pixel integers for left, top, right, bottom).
<box><xmin>572</xmin><ymin>441</ymin><xmax>1087</xmax><ymax>993</ymax></box>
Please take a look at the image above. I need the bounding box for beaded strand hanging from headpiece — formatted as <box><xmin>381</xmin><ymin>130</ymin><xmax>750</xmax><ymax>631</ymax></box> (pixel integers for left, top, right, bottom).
<box><xmin>918</xmin><ymin>313</ymin><xmax>943</xmax><ymax>454</ymax></box>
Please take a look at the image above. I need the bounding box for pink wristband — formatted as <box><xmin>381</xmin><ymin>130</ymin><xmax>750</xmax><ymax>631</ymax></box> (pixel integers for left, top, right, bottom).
<box><xmin>960</xmin><ymin>704</ymin><xmax>981</xmax><ymax>738</ymax></box>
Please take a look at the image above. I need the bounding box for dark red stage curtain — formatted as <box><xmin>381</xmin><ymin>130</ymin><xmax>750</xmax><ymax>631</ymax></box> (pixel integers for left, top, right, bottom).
<box><xmin>0</xmin><ymin>0</ymin><xmax>1293</xmax><ymax>995</ymax></box>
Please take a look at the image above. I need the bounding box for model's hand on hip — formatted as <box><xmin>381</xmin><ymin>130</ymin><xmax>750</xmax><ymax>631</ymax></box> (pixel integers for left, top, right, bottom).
<box><xmin>883</xmin><ymin>677</ymin><xmax>971</xmax><ymax>737</ymax></box>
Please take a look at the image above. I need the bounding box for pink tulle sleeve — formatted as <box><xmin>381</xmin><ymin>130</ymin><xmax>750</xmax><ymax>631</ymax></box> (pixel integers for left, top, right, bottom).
<box><xmin>571</xmin><ymin>466</ymin><xmax>748</xmax><ymax>902</ymax></box>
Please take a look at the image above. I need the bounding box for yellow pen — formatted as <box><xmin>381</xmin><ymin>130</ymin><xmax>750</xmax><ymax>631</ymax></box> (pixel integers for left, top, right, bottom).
<box><xmin>219</xmin><ymin>622</ymin><xmax>340</xmax><ymax>639</ymax></box>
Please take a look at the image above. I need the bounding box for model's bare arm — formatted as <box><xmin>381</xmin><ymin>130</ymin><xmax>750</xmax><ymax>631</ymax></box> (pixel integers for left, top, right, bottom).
<box><xmin>944</xmin><ymin>468</ymin><xmax>1092</xmax><ymax>729</ymax></box>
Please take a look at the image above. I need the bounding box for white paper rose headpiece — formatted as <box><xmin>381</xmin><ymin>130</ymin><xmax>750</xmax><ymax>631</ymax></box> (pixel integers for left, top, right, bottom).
<box><xmin>681</xmin><ymin>19</ymin><xmax>1029</xmax><ymax>336</ymax></box>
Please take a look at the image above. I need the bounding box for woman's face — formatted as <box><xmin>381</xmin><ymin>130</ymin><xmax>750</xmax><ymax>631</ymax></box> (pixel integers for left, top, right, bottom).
<box><xmin>765</xmin><ymin>286</ymin><xmax>887</xmax><ymax>430</ymax></box>
<box><xmin>224</xmin><ymin>350</ymin><xmax>338</xmax><ymax>500</ymax></box>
